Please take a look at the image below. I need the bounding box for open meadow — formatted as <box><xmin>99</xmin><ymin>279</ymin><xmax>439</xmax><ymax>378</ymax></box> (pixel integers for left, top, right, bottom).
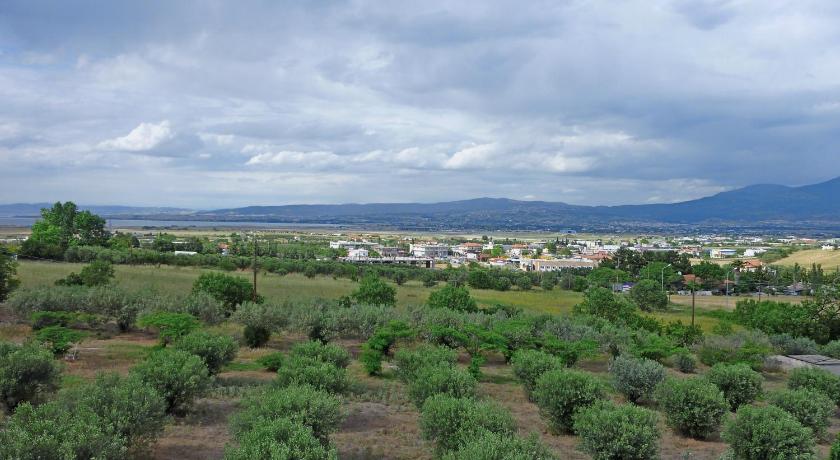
<box><xmin>776</xmin><ymin>249</ymin><xmax>840</xmax><ymax>271</ymax></box>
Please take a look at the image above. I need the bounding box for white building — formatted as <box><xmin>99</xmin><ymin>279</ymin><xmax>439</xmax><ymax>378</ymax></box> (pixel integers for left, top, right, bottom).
<box><xmin>521</xmin><ymin>258</ymin><xmax>597</xmax><ymax>272</ymax></box>
<box><xmin>410</xmin><ymin>243</ymin><xmax>450</xmax><ymax>259</ymax></box>
<box><xmin>329</xmin><ymin>240</ymin><xmax>377</xmax><ymax>250</ymax></box>
<box><xmin>710</xmin><ymin>248</ymin><xmax>738</xmax><ymax>259</ymax></box>
<box><xmin>347</xmin><ymin>248</ymin><xmax>369</xmax><ymax>260</ymax></box>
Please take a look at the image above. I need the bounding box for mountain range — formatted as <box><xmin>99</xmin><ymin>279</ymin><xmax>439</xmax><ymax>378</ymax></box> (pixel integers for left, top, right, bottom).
<box><xmin>3</xmin><ymin>177</ymin><xmax>840</xmax><ymax>232</ymax></box>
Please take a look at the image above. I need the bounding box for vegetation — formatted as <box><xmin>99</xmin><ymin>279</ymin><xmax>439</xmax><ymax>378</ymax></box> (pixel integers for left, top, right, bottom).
<box><xmin>230</xmin><ymin>386</ymin><xmax>342</xmax><ymax>443</ymax></box>
<box><xmin>440</xmin><ymin>431</ymin><xmax>556</xmax><ymax>460</ymax></box>
<box><xmin>130</xmin><ymin>348</ymin><xmax>211</xmax><ymax>414</ymax></box>
<box><xmin>351</xmin><ymin>274</ymin><xmax>396</xmax><ymax>307</ymax></box>
<box><xmin>408</xmin><ymin>365</ymin><xmax>477</xmax><ymax>408</ymax></box>
<box><xmin>705</xmin><ymin>363</ymin><xmax>764</xmax><ymax>411</ymax></box>
<box><xmin>532</xmin><ymin>369</ymin><xmax>604</xmax><ymax>433</ymax></box>
<box><xmin>767</xmin><ymin>388</ymin><xmax>834</xmax><ymax>438</ymax></box>
<box><xmin>510</xmin><ymin>349</ymin><xmax>563</xmax><ymax>400</ymax></box>
<box><xmin>609</xmin><ymin>354</ymin><xmax>666</xmax><ymax>404</ymax></box>
<box><xmin>630</xmin><ymin>279</ymin><xmax>668</xmax><ymax>311</ymax></box>
<box><xmin>427</xmin><ymin>284</ymin><xmax>478</xmax><ymax>312</ymax></box>
<box><xmin>275</xmin><ymin>356</ymin><xmax>350</xmax><ymax>394</ymax></box>
<box><xmin>192</xmin><ymin>271</ymin><xmax>257</xmax><ymax>312</ymax></box>
<box><xmin>787</xmin><ymin>367</ymin><xmax>840</xmax><ymax>406</ymax></box>
<box><xmin>722</xmin><ymin>405</ymin><xmax>815</xmax><ymax>460</ymax></box>
<box><xmin>573</xmin><ymin>400</ymin><xmax>660</xmax><ymax>460</ymax></box>
<box><xmin>0</xmin><ymin>342</ymin><xmax>62</xmax><ymax>412</ymax></box>
<box><xmin>393</xmin><ymin>344</ymin><xmax>458</xmax><ymax>383</ymax></box>
<box><xmin>55</xmin><ymin>260</ymin><xmax>115</xmax><ymax>287</ymax></box>
<box><xmin>0</xmin><ymin>246</ymin><xmax>20</xmax><ymax>302</ymax></box>
<box><xmin>173</xmin><ymin>330</ymin><xmax>238</xmax><ymax>374</ymax></box>
<box><xmin>654</xmin><ymin>377</ymin><xmax>728</xmax><ymax>439</ymax></box>
<box><xmin>138</xmin><ymin>312</ymin><xmax>201</xmax><ymax>345</ymax></box>
<box><xmin>419</xmin><ymin>395</ymin><xmax>517</xmax><ymax>454</ymax></box>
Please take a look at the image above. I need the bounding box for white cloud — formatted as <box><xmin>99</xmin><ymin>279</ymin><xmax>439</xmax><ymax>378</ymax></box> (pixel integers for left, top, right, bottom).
<box><xmin>98</xmin><ymin>121</ymin><xmax>174</xmax><ymax>152</ymax></box>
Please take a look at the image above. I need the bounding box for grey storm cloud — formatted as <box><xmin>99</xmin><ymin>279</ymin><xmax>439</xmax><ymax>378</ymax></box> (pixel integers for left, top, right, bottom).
<box><xmin>1</xmin><ymin>0</ymin><xmax>840</xmax><ymax>208</ymax></box>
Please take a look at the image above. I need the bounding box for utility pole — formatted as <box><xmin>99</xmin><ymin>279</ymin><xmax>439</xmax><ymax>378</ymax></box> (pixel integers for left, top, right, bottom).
<box><xmin>252</xmin><ymin>232</ymin><xmax>258</xmax><ymax>302</ymax></box>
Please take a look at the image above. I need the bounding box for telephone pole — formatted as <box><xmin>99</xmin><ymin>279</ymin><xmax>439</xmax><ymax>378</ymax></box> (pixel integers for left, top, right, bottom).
<box><xmin>252</xmin><ymin>232</ymin><xmax>258</xmax><ymax>302</ymax></box>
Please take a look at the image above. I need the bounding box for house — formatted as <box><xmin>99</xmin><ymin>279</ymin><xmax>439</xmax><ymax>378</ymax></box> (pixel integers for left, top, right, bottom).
<box><xmin>710</xmin><ymin>248</ymin><xmax>737</xmax><ymax>259</ymax></box>
<box><xmin>330</xmin><ymin>240</ymin><xmax>377</xmax><ymax>250</ymax></box>
<box><xmin>410</xmin><ymin>243</ymin><xmax>450</xmax><ymax>259</ymax></box>
<box><xmin>521</xmin><ymin>258</ymin><xmax>596</xmax><ymax>272</ymax></box>
<box><xmin>823</xmin><ymin>245</ymin><xmax>836</xmax><ymax>251</ymax></box>
<box><xmin>509</xmin><ymin>244</ymin><xmax>528</xmax><ymax>257</ymax></box>
<box><xmin>741</xmin><ymin>260</ymin><xmax>763</xmax><ymax>272</ymax></box>
<box><xmin>743</xmin><ymin>248</ymin><xmax>767</xmax><ymax>257</ymax></box>
<box><xmin>455</xmin><ymin>242</ymin><xmax>484</xmax><ymax>256</ymax></box>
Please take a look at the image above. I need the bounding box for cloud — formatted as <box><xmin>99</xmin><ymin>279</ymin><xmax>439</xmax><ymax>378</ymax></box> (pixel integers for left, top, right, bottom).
<box><xmin>98</xmin><ymin>121</ymin><xmax>174</xmax><ymax>152</ymax></box>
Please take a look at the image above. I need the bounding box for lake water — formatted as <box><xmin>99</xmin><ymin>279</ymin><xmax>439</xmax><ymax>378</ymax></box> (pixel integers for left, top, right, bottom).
<box><xmin>0</xmin><ymin>216</ymin><xmax>343</xmax><ymax>229</ymax></box>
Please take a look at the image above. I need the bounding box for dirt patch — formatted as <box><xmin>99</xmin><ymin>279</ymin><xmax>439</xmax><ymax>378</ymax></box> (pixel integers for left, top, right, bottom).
<box><xmin>152</xmin><ymin>398</ymin><xmax>235</xmax><ymax>460</ymax></box>
<box><xmin>333</xmin><ymin>401</ymin><xmax>432</xmax><ymax>460</ymax></box>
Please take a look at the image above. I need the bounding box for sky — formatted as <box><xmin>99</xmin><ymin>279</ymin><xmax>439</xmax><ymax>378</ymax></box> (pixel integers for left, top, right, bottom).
<box><xmin>1</xmin><ymin>0</ymin><xmax>840</xmax><ymax>209</ymax></box>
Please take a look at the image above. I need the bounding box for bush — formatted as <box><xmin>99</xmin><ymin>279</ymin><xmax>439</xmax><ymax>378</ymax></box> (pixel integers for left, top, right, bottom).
<box><xmin>722</xmin><ymin>405</ymin><xmax>815</xmax><ymax>460</ymax></box>
<box><xmin>352</xmin><ymin>274</ymin><xmax>396</xmax><ymax>307</ymax></box>
<box><xmin>394</xmin><ymin>344</ymin><xmax>458</xmax><ymax>383</ymax></box>
<box><xmin>788</xmin><ymin>366</ymin><xmax>840</xmax><ymax>405</ymax></box>
<box><xmin>427</xmin><ymin>284</ymin><xmax>478</xmax><ymax>312</ymax></box>
<box><xmin>532</xmin><ymin>369</ymin><xmax>604</xmax><ymax>433</ymax></box>
<box><xmin>573</xmin><ymin>400</ymin><xmax>660</xmax><ymax>460</ymax></box>
<box><xmin>767</xmin><ymin>388</ymin><xmax>834</xmax><ymax>438</ymax></box>
<box><xmin>55</xmin><ymin>260</ymin><xmax>115</xmax><ymax>287</ymax></box>
<box><xmin>230</xmin><ymin>386</ymin><xmax>343</xmax><ymax>442</ymax></box>
<box><xmin>290</xmin><ymin>341</ymin><xmax>351</xmax><ymax>369</ymax></box>
<box><xmin>630</xmin><ymin>279</ymin><xmax>668</xmax><ymax>311</ymax></box>
<box><xmin>179</xmin><ymin>291</ymin><xmax>228</xmax><ymax>325</ymax></box>
<box><xmin>60</xmin><ymin>372</ymin><xmax>168</xmax><ymax>449</ymax></box>
<box><xmin>174</xmin><ymin>331</ymin><xmax>238</xmax><ymax>374</ymax></box>
<box><xmin>654</xmin><ymin>377</ymin><xmax>728</xmax><ymax>439</ymax></box>
<box><xmin>705</xmin><ymin>363</ymin><xmax>764</xmax><ymax>411</ymax></box>
<box><xmin>609</xmin><ymin>355</ymin><xmax>666</xmax><ymax>403</ymax></box>
<box><xmin>275</xmin><ymin>357</ymin><xmax>350</xmax><ymax>395</ymax></box>
<box><xmin>673</xmin><ymin>350</ymin><xmax>696</xmax><ymax>373</ymax></box>
<box><xmin>30</xmin><ymin>311</ymin><xmax>76</xmax><ymax>330</ymax></box>
<box><xmin>193</xmin><ymin>271</ymin><xmax>257</xmax><ymax>312</ymax></box>
<box><xmin>510</xmin><ymin>349</ymin><xmax>563</xmax><ymax>400</ymax></box>
<box><xmin>770</xmin><ymin>333</ymin><xmax>820</xmax><ymax>355</ymax></box>
<box><xmin>256</xmin><ymin>352</ymin><xmax>285</xmax><ymax>371</ymax></box>
<box><xmin>232</xmin><ymin>301</ymin><xmax>288</xmax><ymax>346</ymax></box>
<box><xmin>440</xmin><ymin>431</ymin><xmax>556</xmax><ymax>460</ymax></box>
<box><xmin>831</xmin><ymin>433</ymin><xmax>840</xmax><ymax>460</ymax></box>
<box><xmin>419</xmin><ymin>395</ymin><xmax>516</xmax><ymax>454</ymax></box>
<box><xmin>0</xmin><ymin>342</ymin><xmax>61</xmax><ymax>412</ymax></box>
<box><xmin>822</xmin><ymin>340</ymin><xmax>840</xmax><ymax>359</ymax></box>
<box><xmin>34</xmin><ymin>325</ymin><xmax>85</xmax><ymax>355</ymax></box>
<box><xmin>225</xmin><ymin>417</ymin><xmax>337</xmax><ymax>460</ymax></box>
<box><xmin>137</xmin><ymin>312</ymin><xmax>200</xmax><ymax>345</ymax></box>
<box><xmin>243</xmin><ymin>325</ymin><xmax>272</xmax><ymax>348</ymax></box>
<box><xmin>408</xmin><ymin>365</ymin><xmax>477</xmax><ymax>408</ymax></box>
<box><xmin>0</xmin><ymin>401</ymin><xmax>126</xmax><ymax>459</ymax></box>
<box><xmin>131</xmin><ymin>348</ymin><xmax>211</xmax><ymax>414</ymax></box>
<box><xmin>360</xmin><ymin>321</ymin><xmax>413</xmax><ymax>376</ymax></box>
<box><xmin>696</xmin><ymin>332</ymin><xmax>772</xmax><ymax>370</ymax></box>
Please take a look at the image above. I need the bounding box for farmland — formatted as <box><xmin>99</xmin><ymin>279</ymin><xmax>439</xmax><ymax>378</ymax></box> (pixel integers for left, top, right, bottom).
<box><xmin>775</xmin><ymin>248</ymin><xmax>840</xmax><ymax>271</ymax></box>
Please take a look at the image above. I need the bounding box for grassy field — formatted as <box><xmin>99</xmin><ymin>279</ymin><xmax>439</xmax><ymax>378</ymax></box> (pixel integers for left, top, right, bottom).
<box><xmin>775</xmin><ymin>248</ymin><xmax>840</xmax><ymax>271</ymax></box>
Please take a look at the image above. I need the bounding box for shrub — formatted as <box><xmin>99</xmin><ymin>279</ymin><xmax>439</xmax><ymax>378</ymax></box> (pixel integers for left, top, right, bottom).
<box><xmin>722</xmin><ymin>405</ymin><xmax>815</xmax><ymax>460</ymax></box>
<box><xmin>831</xmin><ymin>433</ymin><xmax>840</xmax><ymax>460</ymax></box>
<box><xmin>0</xmin><ymin>342</ymin><xmax>61</xmax><ymax>412</ymax></box>
<box><xmin>788</xmin><ymin>366</ymin><xmax>840</xmax><ymax>405</ymax></box>
<box><xmin>131</xmin><ymin>348</ymin><xmax>211</xmax><ymax>414</ymax></box>
<box><xmin>654</xmin><ymin>377</ymin><xmax>728</xmax><ymax>439</ymax></box>
<box><xmin>243</xmin><ymin>325</ymin><xmax>272</xmax><ymax>348</ymax></box>
<box><xmin>769</xmin><ymin>333</ymin><xmax>820</xmax><ymax>355</ymax></box>
<box><xmin>224</xmin><ymin>417</ymin><xmax>338</xmax><ymax>460</ymax></box>
<box><xmin>427</xmin><ymin>284</ymin><xmax>478</xmax><ymax>312</ymax></box>
<box><xmin>352</xmin><ymin>274</ymin><xmax>396</xmax><ymax>307</ymax></box>
<box><xmin>232</xmin><ymin>301</ymin><xmax>288</xmax><ymax>347</ymax></box>
<box><xmin>705</xmin><ymin>363</ymin><xmax>764</xmax><ymax>411</ymax></box>
<box><xmin>630</xmin><ymin>279</ymin><xmax>668</xmax><ymax>311</ymax></box>
<box><xmin>696</xmin><ymin>331</ymin><xmax>772</xmax><ymax>370</ymax></box>
<box><xmin>510</xmin><ymin>349</ymin><xmax>563</xmax><ymax>399</ymax></box>
<box><xmin>60</xmin><ymin>372</ymin><xmax>168</xmax><ymax>449</ymax></box>
<box><xmin>290</xmin><ymin>341</ymin><xmax>351</xmax><ymax>369</ymax></box>
<box><xmin>275</xmin><ymin>357</ymin><xmax>350</xmax><ymax>394</ymax></box>
<box><xmin>34</xmin><ymin>325</ymin><xmax>85</xmax><ymax>355</ymax></box>
<box><xmin>230</xmin><ymin>386</ymin><xmax>343</xmax><ymax>442</ymax></box>
<box><xmin>440</xmin><ymin>431</ymin><xmax>556</xmax><ymax>460</ymax></box>
<box><xmin>0</xmin><ymin>401</ymin><xmax>126</xmax><ymax>459</ymax></box>
<box><xmin>394</xmin><ymin>344</ymin><xmax>458</xmax><ymax>383</ymax></box>
<box><xmin>174</xmin><ymin>331</ymin><xmax>238</xmax><ymax>374</ymax></box>
<box><xmin>30</xmin><ymin>311</ymin><xmax>76</xmax><ymax>330</ymax></box>
<box><xmin>573</xmin><ymin>400</ymin><xmax>660</xmax><ymax>460</ymax></box>
<box><xmin>767</xmin><ymin>388</ymin><xmax>834</xmax><ymax>438</ymax></box>
<box><xmin>137</xmin><ymin>312</ymin><xmax>200</xmax><ymax>345</ymax></box>
<box><xmin>408</xmin><ymin>365</ymin><xmax>477</xmax><ymax>408</ymax></box>
<box><xmin>822</xmin><ymin>340</ymin><xmax>840</xmax><ymax>359</ymax></box>
<box><xmin>610</xmin><ymin>355</ymin><xmax>666</xmax><ymax>403</ymax></box>
<box><xmin>179</xmin><ymin>291</ymin><xmax>227</xmax><ymax>325</ymax></box>
<box><xmin>419</xmin><ymin>395</ymin><xmax>516</xmax><ymax>454</ymax></box>
<box><xmin>192</xmin><ymin>271</ymin><xmax>257</xmax><ymax>312</ymax></box>
<box><xmin>360</xmin><ymin>321</ymin><xmax>413</xmax><ymax>376</ymax></box>
<box><xmin>256</xmin><ymin>352</ymin><xmax>285</xmax><ymax>371</ymax></box>
<box><xmin>532</xmin><ymin>369</ymin><xmax>604</xmax><ymax>433</ymax></box>
<box><xmin>55</xmin><ymin>260</ymin><xmax>115</xmax><ymax>287</ymax></box>
<box><xmin>673</xmin><ymin>350</ymin><xmax>696</xmax><ymax>373</ymax></box>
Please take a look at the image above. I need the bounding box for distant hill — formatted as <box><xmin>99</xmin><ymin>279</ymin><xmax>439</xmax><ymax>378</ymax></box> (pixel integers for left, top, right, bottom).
<box><xmin>5</xmin><ymin>177</ymin><xmax>840</xmax><ymax>232</ymax></box>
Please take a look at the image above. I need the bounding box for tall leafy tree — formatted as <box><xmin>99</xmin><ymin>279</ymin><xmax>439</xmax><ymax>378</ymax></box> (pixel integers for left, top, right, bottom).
<box><xmin>352</xmin><ymin>274</ymin><xmax>397</xmax><ymax>307</ymax></box>
<box><xmin>0</xmin><ymin>247</ymin><xmax>20</xmax><ymax>302</ymax></box>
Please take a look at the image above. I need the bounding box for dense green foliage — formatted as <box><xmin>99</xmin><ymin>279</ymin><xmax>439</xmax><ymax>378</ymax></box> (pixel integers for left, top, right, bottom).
<box><xmin>427</xmin><ymin>284</ymin><xmax>478</xmax><ymax>312</ymax></box>
<box><xmin>352</xmin><ymin>274</ymin><xmax>396</xmax><ymax>307</ymax></box>
<box><xmin>654</xmin><ymin>377</ymin><xmax>728</xmax><ymax>439</ymax></box>
<box><xmin>609</xmin><ymin>354</ymin><xmax>666</xmax><ymax>404</ymax></box>
<box><xmin>630</xmin><ymin>279</ymin><xmax>668</xmax><ymax>311</ymax></box>
<box><xmin>573</xmin><ymin>400</ymin><xmax>660</xmax><ymax>460</ymax></box>
<box><xmin>33</xmin><ymin>325</ymin><xmax>85</xmax><ymax>355</ymax></box>
<box><xmin>408</xmin><ymin>365</ymin><xmax>477</xmax><ymax>408</ymax></box>
<box><xmin>230</xmin><ymin>386</ymin><xmax>343</xmax><ymax>443</ymax></box>
<box><xmin>722</xmin><ymin>405</ymin><xmax>816</xmax><ymax>460</ymax></box>
<box><xmin>419</xmin><ymin>395</ymin><xmax>517</xmax><ymax>454</ymax></box>
<box><xmin>131</xmin><ymin>348</ymin><xmax>211</xmax><ymax>414</ymax></box>
<box><xmin>393</xmin><ymin>344</ymin><xmax>458</xmax><ymax>383</ymax></box>
<box><xmin>705</xmin><ymin>363</ymin><xmax>764</xmax><ymax>411</ymax></box>
<box><xmin>289</xmin><ymin>341</ymin><xmax>351</xmax><ymax>369</ymax></box>
<box><xmin>360</xmin><ymin>320</ymin><xmax>413</xmax><ymax>375</ymax></box>
<box><xmin>787</xmin><ymin>367</ymin><xmax>840</xmax><ymax>405</ymax></box>
<box><xmin>138</xmin><ymin>312</ymin><xmax>201</xmax><ymax>345</ymax></box>
<box><xmin>192</xmin><ymin>271</ymin><xmax>257</xmax><ymax>312</ymax></box>
<box><xmin>440</xmin><ymin>431</ymin><xmax>557</xmax><ymax>460</ymax></box>
<box><xmin>0</xmin><ymin>341</ymin><xmax>61</xmax><ymax>412</ymax></box>
<box><xmin>767</xmin><ymin>388</ymin><xmax>834</xmax><ymax>438</ymax></box>
<box><xmin>0</xmin><ymin>246</ymin><xmax>20</xmax><ymax>302</ymax></box>
<box><xmin>224</xmin><ymin>417</ymin><xmax>338</xmax><ymax>460</ymax></box>
<box><xmin>275</xmin><ymin>356</ymin><xmax>350</xmax><ymax>394</ymax></box>
<box><xmin>174</xmin><ymin>330</ymin><xmax>238</xmax><ymax>374</ymax></box>
<box><xmin>55</xmin><ymin>260</ymin><xmax>115</xmax><ymax>287</ymax></box>
<box><xmin>696</xmin><ymin>331</ymin><xmax>772</xmax><ymax>369</ymax></box>
<box><xmin>532</xmin><ymin>369</ymin><xmax>604</xmax><ymax>433</ymax></box>
<box><xmin>510</xmin><ymin>349</ymin><xmax>563</xmax><ymax>400</ymax></box>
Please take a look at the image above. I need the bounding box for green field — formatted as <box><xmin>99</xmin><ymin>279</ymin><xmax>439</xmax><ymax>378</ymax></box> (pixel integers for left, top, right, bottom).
<box><xmin>775</xmin><ymin>248</ymin><xmax>840</xmax><ymax>271</ymax></box>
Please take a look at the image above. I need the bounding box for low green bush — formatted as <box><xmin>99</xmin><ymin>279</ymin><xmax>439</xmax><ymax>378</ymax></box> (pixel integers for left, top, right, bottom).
<box><xmin>34</xmin><ymin>325</ymin><xmax>85</xmax><ymax>356</ymax></box>
<box><xmin>722</xmin><ymin>405</ymin><xmax>815</xmax><ymax>460</ymax></box>
<box><xmin>230</xmin><ymin>386</ymin><xmax>343</xmax><ymax>443</ymax></box>
<box><xmin>654</xmin><ymin>377</ymin><xmax>728</xmax><ymax>439</ymax></box>
<box><xmin>419</xmin><ymin>395</ymin><xmax>516</xmax><ymax>454</ymax></box>
<box><xmin>224</xmin><ymin>417</ymin><xmax>338</xmax><ymax>460</ymax></box>
<box><xmin>532</xmin><ymin>369</ymin><xmax>604</xmax><ymax>433</ymax></box>
<box><xmin>822</xmin><ymin>340</ymin><xmax>840</xmax><ymax>359</ymax></box>
<box><xmin>137</xmin><ymin>312</ymin><xmax>200</xmax><ymax>345</ymax></box>
<box><xmin>787</xmin><ymin>367</ymin><xmax>840</xmax><ymax>406</ymax></box>
<box><xmin>290</xmin><ymin>341</ymin><xmax>351</xmax><ymax>369</ymax></box>
<box><xmin>573</xmin><ymin>400</ymin><xmax>660</xmax><ymax>460</ymax></box>
<box><xmin>705</xmin><ymin>363</ymin><xmax>764</xmax><ymax>411</ymax></box>
<box><xmin>408</xmin><ymin>365</ymin><xmax>477</xmax><ymax>408</ymax></box>
<box><xmin>131</xmin><ymin>348</ymin><xmax>211</xmax><ymax>414</ymax></box>
<box><xmin>767</xmin><ymin>388</ymin><xmax>834</xmax><ymax>438</ymax></box>
<box><xmin>510</xmin><ymin>349</ymin><xmax>563</xmax><ymax>400</ymax></box>
<box><xmin>394</xmin><ymin>344</ymin><xmax>458</xmax><ymax>383</ymax></box>
<box><xmin>769</xmin><ymin>334</ymin><xmax>820</xmax><ymax>355</ymax></box>
<box><xmin>243</xmin><ymin>325</ymin><xmax>271</xmax><ymax>348</ymax></box>
<box><xmin>831</xmin><ymin>433</ymin><xmax>840</xmax><ymax>460</ymax></box>
<box><xmin>696</xmin><ymin>332</ymin><xmax>771</xmax><ymax>370</ymax></box>
<box><xmin>256</xmin><ymin>352</ymin><xmax>285</xmax><ymax>372</ymax></box>
<box><xmin>360</xmin><ymin>321</ymin><xmax>413</xmax><ymax>375</ymax></box>
<box><xmin>609</xmin><ymin>354</ymin><xmax>666</xmax><ymax>403</ymax></box>
<box><xmin>275</xmin><ymin>357</ymin><xmax>350</xmax><ymax>395</ymax></box>
<box><xmin>0</xmin><ymin>341</ymin><xmax>61</xmax><ymax>412</ymax></box>
<box><xmin>673</xmin><ymin>350</ymin><xmax>696</xmax><ymax>373</ymax></box>
<box><xmin>440</xmin><ymin>431</ymin><xmax>557</xmax><ymax>460</ymax></box>
<box><xmin>30</xmin><ymin>311</ymin><xmax>76</xmax><ymax>330</ymax></box>
<box><xmin>174</xmin><ymin>331</ymin><xmax>238</xmax><ymax>374</ymax></box>
<box><xmin>179</xmin><ymin>291</ymin><xmax>228</xmax><ymax>325</ymax></box>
